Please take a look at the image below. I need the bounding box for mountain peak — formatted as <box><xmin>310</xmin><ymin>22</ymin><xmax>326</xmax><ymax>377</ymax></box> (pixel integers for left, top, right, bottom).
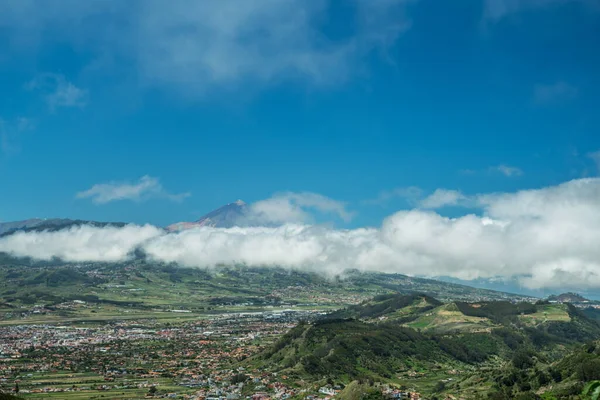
<box><xmin>166</xmin><ymin>200</ymin><xmax>248</xmax><ymax>231</ymax></box>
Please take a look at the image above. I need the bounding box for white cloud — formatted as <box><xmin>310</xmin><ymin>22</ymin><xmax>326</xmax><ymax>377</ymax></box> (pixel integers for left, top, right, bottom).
<box><xmin>419</xmin><ymin>189</ymin><xmax>468</xmax><ymax>209</ymax></box>
<box><xmin>520</xmin><ymin>258</ymin><xmax>600</xmax><ymax>290</ymax></box>
<box><xmin>249</xmin><ymin>192</ymin><xmax>353</xmax><ymax>224</ymax></box>
<box><xmin>533</xmin><ymin>81</ymin><xmax>578</xmax><ymax>105</ymax></box>
<box><xmin>490</xmin><ymin>164</ymin><xmax>523</xmax><ymax>177</ymax></box>
<box><xmin>6</xmin><ymin>177</ymin><xmax>600</xmax><ymax>290</ymax></box>
<box><xmin>0</xmin><ymin>224</ymin><xmax>162</xmax><ymax>262</ymax></box>
<box><xmin>0</xmin><ymin>0</ymin><xmax>414</xmax><ymax>94</ymax></box>
<box><xmin>27</xmin><ymin>73</ymin><xmax>88</xmax><ymax>110</ymax></box>
<box><xmin>76</xmin><ymin>176</ymin><xmax>190</xmax><ymax>204</ymax></box>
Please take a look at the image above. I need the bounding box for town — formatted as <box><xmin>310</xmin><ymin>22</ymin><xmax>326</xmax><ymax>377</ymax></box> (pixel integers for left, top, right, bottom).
<box><xmin>0</xmin><ymin>309</ymin><xmax>327</xmax><ymax>399</ymax></box>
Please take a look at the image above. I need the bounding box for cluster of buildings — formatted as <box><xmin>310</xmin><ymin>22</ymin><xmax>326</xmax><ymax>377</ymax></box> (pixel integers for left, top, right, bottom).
<box><xmin>382</xmin><ymin>388</ymin><xmax>421</xmax><ymax>400</ymax></box>
<box><xmin>270</xmin><ymin>286</ymin><xmax>369</xmax><ymax>306</ymax></box>
<box><xmin>0</xmin><ymin>309</ymin><xmax>328</xmax><ymax>399</ymax></box>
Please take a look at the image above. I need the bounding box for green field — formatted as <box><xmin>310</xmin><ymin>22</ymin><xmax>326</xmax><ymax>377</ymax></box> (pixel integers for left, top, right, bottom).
<box><xmin>405</xmin><ymin>303</ymin><xmax>496</xmax><ymax>333</ymax></box>
<box><xmin>518</xmin><ymin>303</ymin><xmax>571</xmax><ymax>325</ymax></box>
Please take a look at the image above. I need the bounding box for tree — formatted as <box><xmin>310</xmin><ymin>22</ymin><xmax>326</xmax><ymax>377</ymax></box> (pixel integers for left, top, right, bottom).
<box><xmin>512</xmin><ymin>350</ymin><xmax>534</xmax><ymax>370</ymax></box>
<box><xmin>578</xmin><ymin>359</ymin><xmax>600</xmax><ymax>381</ymax></box>
<box><xmin>433</xmin><ymin>381</ymin><xmax>446</xmax><ymax>393</ymax></box>
<box><xmin>549</xmin><ymin>368</ymin><xmax>562</xmax><ymax>383</ymax></box>
<box><xmin>231</xmin><ymin>373</ymin><xmax>247</xmax><ymax>384</ymax></box>
<box><xmin>148</xmin><ymin>386</ymin><xmax>157</xmax><ymax>395</ymax></box>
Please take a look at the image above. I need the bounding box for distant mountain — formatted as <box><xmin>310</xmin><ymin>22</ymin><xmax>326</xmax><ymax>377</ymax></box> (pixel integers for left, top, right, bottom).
<box><xmin>0</xmin><ymin>218</ymin><xmax>126</xmax><ymax>237</ymax></box>
<box><xmin>0</xmin><ymin>218</ymin><xmax>46</xmax><ymax>235</ymax></box>
<box><xmin>166</xmin><ymin>200</ymin><xmax>248</xmax><ymax>231</ymax></box>
<box><xmin>548</xmin><ymin>292</ymin><xmax>591</xmax><ymax>303</ymax></box>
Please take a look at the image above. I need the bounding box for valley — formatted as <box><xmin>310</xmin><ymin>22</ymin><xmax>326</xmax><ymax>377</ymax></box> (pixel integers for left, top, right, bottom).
<box><xmin>1</xmin><ymin>260</ymin><xmax>599</xmax><ymax>399</ymax></box>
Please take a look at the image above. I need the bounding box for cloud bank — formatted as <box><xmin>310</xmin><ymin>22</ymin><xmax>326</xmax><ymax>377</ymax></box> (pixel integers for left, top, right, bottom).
<box><xmin>4</xmin><ymin>177</ymin><xmax>600</xmax><ymax>291</ymax></box>
<box><xmin>0</xmin><ymin>224</ymin><xmax>162</xmax><ymax>263</ymax></box>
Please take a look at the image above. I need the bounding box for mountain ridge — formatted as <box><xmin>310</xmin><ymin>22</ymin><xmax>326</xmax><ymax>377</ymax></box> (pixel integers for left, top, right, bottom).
<box><xmin>0</xmin><ymin>218</ymin><xmax>126</xmax><ymax>237</ymax></box>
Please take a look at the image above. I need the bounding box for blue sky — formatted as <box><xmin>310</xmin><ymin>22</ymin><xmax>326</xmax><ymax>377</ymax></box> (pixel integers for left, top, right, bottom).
<box><xmin>1</xmin><ymin>0</ymin><xmax>599</xmax><ymax>228</ymax></box>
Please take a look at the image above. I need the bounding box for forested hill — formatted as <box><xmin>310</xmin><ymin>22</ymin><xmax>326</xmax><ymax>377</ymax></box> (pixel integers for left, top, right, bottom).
<box><xmin>250</xmin><ymin>294</ymin><xmax>600</xmax><ymax>399</ymax></box>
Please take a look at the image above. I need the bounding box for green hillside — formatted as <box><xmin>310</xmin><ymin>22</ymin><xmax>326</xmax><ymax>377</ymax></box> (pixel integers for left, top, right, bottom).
<box><xmin>325</xmin><ymin>293</ymin><xmax>442</xmax><ymax>321</ymax></box>
<box><xmin>250</xmin><ymin>294</ymin><xmax>600</xmax><ymax>399</ymax></box>
<box><xmin>254</xmin><ymin>317</ymin><xmax>456</xmax><ymax>381</ymax></box>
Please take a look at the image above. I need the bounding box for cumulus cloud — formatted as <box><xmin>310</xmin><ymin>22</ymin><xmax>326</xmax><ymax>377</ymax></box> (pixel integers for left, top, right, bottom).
<box><xmin>5</xmin><ymin>177</ymin><xmax>600</xmax><ymax>290</ymax></box>
<box><xmin>0</xmin><ymin>0</ymin><xmax>414</xmax><ymax>93</ymax></box>
<box><xmin>26</xmin><ymin>73</ymin><xmax>88</xmax><ymax>110</ymax></box>
<box><xmin>76</xmin><ymin>176</ymin><xmax>190</xmax><ymax>204</ymax></box>
<box><xmin>249</xmin><ymin>192</ymin><xmax>353</xmax><ymax>224</ymax></box>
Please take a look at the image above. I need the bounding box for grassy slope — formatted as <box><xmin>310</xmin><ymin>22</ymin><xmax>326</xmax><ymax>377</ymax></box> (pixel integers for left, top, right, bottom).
<box><xmin>406</xmin><ymin>302</ymin><xmax>495</xmax><ymax>333</ymax></box>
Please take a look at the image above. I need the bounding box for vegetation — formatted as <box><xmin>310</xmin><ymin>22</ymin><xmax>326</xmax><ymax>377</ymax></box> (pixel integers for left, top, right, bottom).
<box><xmin>2</xmin><ymin>260</ymin><xmax>600</xmax><ymax>399</ymax></box>
<box><xmin>252</xmin><ymin>293</ymin><xmax>600</xmax><ymax>399</ymax></box>
<box><xmin>325</xmin><ymin>293</ymin><xmax>441</xmax><ymax>321</ymax></box>
<box><xmin>0</xmin><ymin>394</ymin><xmax>22</xmax><ymax>400</ymax></box>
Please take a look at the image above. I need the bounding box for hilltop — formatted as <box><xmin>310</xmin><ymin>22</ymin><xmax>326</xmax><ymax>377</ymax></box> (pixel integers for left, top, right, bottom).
<box><xmin>548</xmin><ymin>292</ymin><xmax>591</xmax><ymax>303</ymax></box>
